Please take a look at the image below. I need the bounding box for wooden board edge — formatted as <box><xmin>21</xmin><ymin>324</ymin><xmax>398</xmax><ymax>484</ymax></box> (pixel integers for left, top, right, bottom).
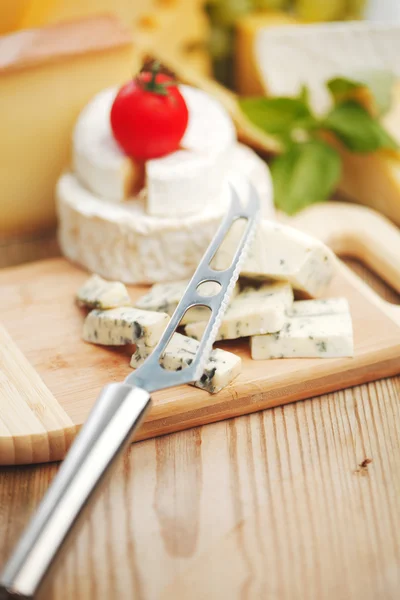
<box><xmin>135</xmin><ymin>354</ymin><xmax>400</xmax><ymax>443</ymax></box>
<box><xmin>0</xmin><ymin>425</ymin><xmax>78</xmax><ymax>466</ymax></box>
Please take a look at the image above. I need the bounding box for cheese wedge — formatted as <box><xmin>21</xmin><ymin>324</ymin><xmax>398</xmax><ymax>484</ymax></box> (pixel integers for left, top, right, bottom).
<box><xmin>130</xmin><ymin>332</ymin><xmax>241</xmax><ymax>394</ymax></box>
<box><xmin>255</xmin><ymin>22</ymin><xmax>400</xmax><ymax>114</ymax></box>
<box><xmin>235</xmin><ymin>11</ymin><xmax>299</xmax><ymax>96</ymax></box>
<box><xmin>0</xmin><ymin>16</ymin><xmax>135</xmax><ymax>237</ymax></box>
<box><xmin>251</xmin><ymin>304</ymin><xmax>354</xmax><ymax>360</ymax></box>
<box><xmin>76</xmin><ymin>274</ymin><xmax>131</xmax><ymax>309</ymax></box>
<box><xmin>212</xmin><ymin>220</ymin><xmax>336</xmax><ymax>298</ymax></box>
<box><xmin>83</xmin><ymin>306</ymin><xmax>169</xmax><ymax>347</ymax></box>
<box><xmin>185</xmin><ymin>282</ymin><xmax>294</xmax><ymax>341</ymax></box>
<box><xmin>73</xmin><ymin>84</ymin><xmax>236</xmax><ymax>215</ymax></box>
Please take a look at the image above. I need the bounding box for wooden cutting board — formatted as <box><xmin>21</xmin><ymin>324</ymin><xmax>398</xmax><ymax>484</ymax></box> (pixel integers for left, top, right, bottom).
<box><xmin>1</xmin><ymin>203</ymin><xmax>400</xmax><ymax>465</ymax></box>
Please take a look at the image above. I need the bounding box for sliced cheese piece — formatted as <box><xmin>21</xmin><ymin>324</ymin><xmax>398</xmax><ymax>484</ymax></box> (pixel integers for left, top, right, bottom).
<box><xmin>83</xmin><ymin>306</ymin><xmax>169</xmax><ymax>347</ymax></box>
<box><xmin>212</xmin><ymin>220</ymin><xmax>335</xmax><ymax>298</ymax></box>
<box><xmin>0</xmin><ymin>16</ymin><xmax>135</xmax><ymax>238</ymax></box>
<box><xmin>235</xmin><ymin>11</ymin><xmax>299</xmax><ymax>96</ymax></box>
<box><xmin>185</xmin><ymin>282</ymin><xmax>293</xmax><ymax>341</ymax></box>
<box><xmin>255</xmin><ymin>22</ymin><xmax>400</xmax><ymax>114</ymax></box>
<box><xmin>130</xmin><ymin>332</ymin><xmax>241</xmax><ymax>394</ymax></box>
<box><xmin>135</xmin><ymin>280</ymin><xmax>239</xmax><ymax>324</ymax></box>
<box><xmin>287</xmin><ymin>297</ymin><xmax>349</xmax><ymax>317</ymax></box>
<box><xmin>57</xmin><ymin>142</ymin><xmax>274</xmax><ymax>283</ymax></box>
<box><xmin>76</xmin><ymin>274</ymin><xmax>131</xmax><ymax>309</ymax></box>
<box><xmin>72</xmin><ymin>84</ymin><xmax>236</xmax><ymax>216</ymax></box>
<box><xmin>251</xmin><ymin>312</ymin><xmax>354</xmax><ymax>360</ymax></box>
<box><xmin>73</xmin><ymin>87</ymin><xmax>138</xmax><ymax>203</ymax></box>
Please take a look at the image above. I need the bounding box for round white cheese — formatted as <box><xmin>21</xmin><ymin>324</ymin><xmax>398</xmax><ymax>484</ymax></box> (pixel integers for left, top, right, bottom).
<box><xmin>58</xmin><ymin>143</ymin><xmax>275</xmax><ymax>284</ymax></box>
<box><xmin>72</xmin><ymin>84</ymin><xmax>236</xmax><ymax>216</ymax></box>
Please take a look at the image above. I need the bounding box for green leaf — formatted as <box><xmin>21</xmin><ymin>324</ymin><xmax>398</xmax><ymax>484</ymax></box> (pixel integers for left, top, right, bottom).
<box><xmin>238</xmin><ymin>96</ymin><xmax>314</xmax><ymax>139</ymax></box>
<box><xmin>327</xmin><ymin>70</ymin><xmax>396</xmax><ymax>115</ymax></box>
<box><xmin>271</xmin><ymin>140</ymin><xmax>341</xmax><ymax>215</ymax></box>
<box><xmin>327</xmin><ymin>77</ymin><xmax>362</xmax><ymax>103</ymax></box>
<box><xmin>323</xmin><ymin>100</ymin><xmax>398</xmax><ymax>152</ymax></box>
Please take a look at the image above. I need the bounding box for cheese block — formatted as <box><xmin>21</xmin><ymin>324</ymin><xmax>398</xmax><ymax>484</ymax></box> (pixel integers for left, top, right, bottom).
<box><xmin>255</xmin><ymin>21</ymin><xmax>400</xmax><ymax>114</ymax></box>
<box><xmin>212</xmin><ymin>220</ymin><xmax>336</xmax><ymax>298</ymax></box>
<box><xmin>287</xmin><ymin>297</ymin><xmax>350</xmax><ymax>317</ymax></box>
<box><xmin>83</xmin><ymin>306</ymin><xmax>169</xmax><ymax>348</ymax></box>
<box><xmin>130</xmin><ymin>332</ymin><xmax>241</xmax><ymax>394</ymax></box>
<box><xmin>20</xmin><ymin>1</ymin><xmax>211</xmax><ymax>75</ymax></box>
<box><xmin>0</xmin><ymin>16</ymin><xmax>135</xmax><ymax>237</ymax></box>
<box><xmin>73</xmin><ymin>84</ymin><xmax>236</xmax><ymax>215</ymax></box>
<box><xmin>135</xmin><ymin>280</ymin><xmax>240</xmax><ymax>325</ymax></box>
<box><xmin>251</xmin><ymin>311</ymin><xmax>354</xmax><ymax>360</ymax></box>
<box><xmin>57</xmin><ymin>142</ymin><xmax>275</xmax><ymax>284</ymax></box>
<box><xmin>76</xmin><ymin>274</ymin><xmax>131</xmax><ymax>309</ymax></box>
<box><xmin>185</xmin><ymin>282</ymin><xmax>294</xmax><ymax>341</ymax></box>
<box><xmin>235</xmin><ymin>11</ymin><xmax>299</xmax><ymax>96</ymax></box>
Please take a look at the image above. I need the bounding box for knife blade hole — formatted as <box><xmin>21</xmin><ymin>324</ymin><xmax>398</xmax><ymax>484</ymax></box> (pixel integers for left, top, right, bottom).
<box><xmin>158</xmin><ymin>305</ymin><xmax>213</xmax><ymax>370</ymax></box>
<box><xmin>209</xmin><ymin>217</ymin><xmax>249</xmax><ymax>272</ymax></box>
<box><xmin>197</xmin><ymin>281</ymin><xmax>222</xmax><ymax>297</ymax></box>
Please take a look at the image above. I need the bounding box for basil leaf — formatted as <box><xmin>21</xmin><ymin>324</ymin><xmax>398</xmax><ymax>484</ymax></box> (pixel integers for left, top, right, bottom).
<box><xmin>323</xmin><ymin>100</ymin><xmax>398</xmax><ymax>152</ymax></box>
<box><xmin>239</xmin><ymin>96</ymin><xmax>313</xmax><ymax>138</ymax></box>
<box><xmin>327</xmin><ymin>77</ymin><xmax>363</xmax><ymax>103</ymax></box>
<box><xmin>271</xmin><ymin>140</ymin><xmax>341</xmax><ymax>215</ymax></box>
<box><xmin>327</xmin><ymin>70</ymin><xmax>395</xmax><ymax>115</ymax></box>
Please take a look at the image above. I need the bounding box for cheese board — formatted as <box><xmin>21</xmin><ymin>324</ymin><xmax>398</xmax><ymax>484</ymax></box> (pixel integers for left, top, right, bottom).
<box><xmin>0</xmin><ymin>203</ymin><xmax>399</xmax><ymax>466</ymax></box>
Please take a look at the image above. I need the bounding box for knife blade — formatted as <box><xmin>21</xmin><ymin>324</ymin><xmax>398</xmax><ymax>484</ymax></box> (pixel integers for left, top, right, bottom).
<box><xmin>0</xmin><ymin>184</ymin><xmax>260</xmax><ymax>599</ymax></box>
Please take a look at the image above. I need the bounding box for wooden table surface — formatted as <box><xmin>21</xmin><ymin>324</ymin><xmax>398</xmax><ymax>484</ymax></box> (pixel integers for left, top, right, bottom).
<box><xmin>1</xmin><ymin>260</ymin><xmax>399</xmax><ymax>600</ymax></box>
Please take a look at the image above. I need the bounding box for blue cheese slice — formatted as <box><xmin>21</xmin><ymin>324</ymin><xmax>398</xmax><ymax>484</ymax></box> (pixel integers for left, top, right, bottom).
<box><xmin>184</xmin><ymin>282</ymin><xmax>293</xmax><ymax>341</ymax></box>
<box><xmin>135</xmin><ymin>280</ymin><xmax>239</xmax><ymax>325</ymax></box>
<box><xmin>83</xmin><ymin>307</ymin><xmax>169</xmax><ymax>347</ymax></box>
<box><xmin>130</xmin><ymin>332</ymin><xmax>241</xmax><ymax>394</ymax></box>
<box><xmin>77</xmin><ymin>274</ymin><xmax>131</xmax><ymax>309</ymax></box>
<box><xmin>251</xmin><ymin>309</ymin><xmax>354</xmax><ymax>360</ymax></box>
<box><xmin>287</xmin><ymin>297</ymin><xmax>350</xmax><ymax>317</ymax></box>
<box><xmin>212</xmin><ymin>219</ymin><xmax>335</xmax><ymax>298</ymax></box>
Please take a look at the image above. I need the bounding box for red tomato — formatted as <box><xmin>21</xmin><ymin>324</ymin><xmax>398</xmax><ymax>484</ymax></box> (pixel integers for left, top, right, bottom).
<box><xmin>110</xmin><ymin>70</ymin><xmax>189</xmax><ymax>160</ymax></box>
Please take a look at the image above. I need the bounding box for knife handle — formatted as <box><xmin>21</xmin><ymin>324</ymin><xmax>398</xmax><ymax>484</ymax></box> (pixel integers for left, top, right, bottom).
<box><xmin>0</xmin><ymin>383</ymin><xmax>151</xmax><ymax>599</ymax></box>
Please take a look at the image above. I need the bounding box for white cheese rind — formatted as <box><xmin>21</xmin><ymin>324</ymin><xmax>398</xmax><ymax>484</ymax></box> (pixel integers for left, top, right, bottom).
<box><xmin>73</xmin><ymin>87</ymin><xmax>132</xmax><ymax>202</ymax></box>
<box><xmin>57</xmin><ymin>143</ymin><xmax>274</xmax><ymax>284</ymax></box>
<box><xmin>185</xmin><ymin>282</ymin><xmax>293</xmax><ymax>341</ymax></box>
<box><xmin>130</xmin><ymin>332</ymin><xmax>241</xmax><ymax>394</ymax></box>
<box><xmin>146</xmin><ymin>85</ymin><xmax>236</xmax><ymax>217</ymax></box>
<box><xmin>135</xmin><ymin>280</ymin><xmax>239</xmax><ymax>325</ymax></box>
<box><xmin>251</xmin><ymin>312</ymin><xmax>354</xmax><ymax>359</ymax></box>
<box><xmin>212</xmin><ymin>219</ymin><xmax>335</xmax><ymax>298</ymax></box>
<box><xmin>83</xmin><ymin>307</ymin><xmax>169</xmax><ymax>347</ymax></box>
<box><xmin>76</xmin><ymin>274</ymin><xmax>131</xmax><ymax>309</ymax></box>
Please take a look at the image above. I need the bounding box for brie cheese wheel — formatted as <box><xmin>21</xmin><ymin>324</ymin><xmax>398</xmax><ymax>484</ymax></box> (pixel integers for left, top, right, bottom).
<box><xmin>72</xmin><ymin>84</ymin><xmax>236</xmax><ymax>216</ymax></box>
<box><xmin>57</xmin><ymin>143</ymin><xmax>274</xmax><ymax>284</ymax></box>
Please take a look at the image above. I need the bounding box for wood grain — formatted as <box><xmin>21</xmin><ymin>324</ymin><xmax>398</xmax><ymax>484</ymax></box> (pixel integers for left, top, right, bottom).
<box><xmin>0</xmin><ymin>255</ymin><xmax>400</xmax><ymax>465</ymax></box>
<box><xmin>0</xmin><ymin>263</ymin><xmax>399</xmax><ymax>598</ymax></box>
<box><xmin>0</xmin><ymin>324</ymin><xmax>76</xmax><ymax>464</ymax></box>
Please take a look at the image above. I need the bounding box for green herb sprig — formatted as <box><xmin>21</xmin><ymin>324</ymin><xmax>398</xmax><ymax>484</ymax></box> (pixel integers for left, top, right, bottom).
<box><xmin>239</xmin><ymin>73</ymin><xmax>398</xmax><ymax>215</ymax></box>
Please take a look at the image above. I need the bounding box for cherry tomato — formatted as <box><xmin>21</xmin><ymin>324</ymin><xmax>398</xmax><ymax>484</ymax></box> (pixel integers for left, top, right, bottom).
<box><xmin>110</xmin><ymin>68</ymin><xmax>189</xmax><ymax>160</ymax></box>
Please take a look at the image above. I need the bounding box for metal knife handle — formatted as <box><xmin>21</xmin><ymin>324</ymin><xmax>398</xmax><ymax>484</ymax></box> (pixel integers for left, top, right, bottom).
<box><xmin>0</xmin><ymin>383</ymin><xmax>151</xmax><ymax>599</ymax></box>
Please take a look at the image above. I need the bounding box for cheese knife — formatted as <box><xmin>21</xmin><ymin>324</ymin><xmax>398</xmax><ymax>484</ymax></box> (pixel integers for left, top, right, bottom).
<box><xmin>0</xmin><ymin>185</ymin><xmax>259</xmax><ymax>599</ymax></box>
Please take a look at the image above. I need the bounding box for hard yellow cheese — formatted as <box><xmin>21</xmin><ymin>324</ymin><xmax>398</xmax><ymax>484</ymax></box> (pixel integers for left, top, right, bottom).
<box><xmin>0</xmin><ymin>16</ymin><xmax>136</xmax><ymax>237</ymax></box>
<box><xmin>235</xmin><ymin>11</ymin><xmax>299</xmax><ymax>96</ymax></box>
